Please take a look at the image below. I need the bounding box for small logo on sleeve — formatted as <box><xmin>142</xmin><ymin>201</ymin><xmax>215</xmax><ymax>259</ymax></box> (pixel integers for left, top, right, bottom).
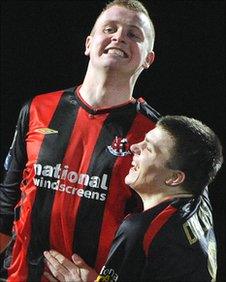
<box><xmin>96</xmin><ymin>266</ymin><xmax>119</xmax><ymax>281</ymax></box>
<box><xmin>107</xmin><ymin>136</ymin><xmax>131</xmax><ymax>157</ymax></box>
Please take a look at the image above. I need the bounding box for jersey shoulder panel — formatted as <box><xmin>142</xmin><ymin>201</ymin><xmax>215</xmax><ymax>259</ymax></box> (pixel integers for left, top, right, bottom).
<box><xmin>136</xmin><ymin>98</ymin><xmax>161</xmax><ymax>122</ymax></box>
<box><xmin>31</xmin><ymin>89</ymin><xmax>65</xmax><ymax>109</ymax></box>
<box><xmin>31</xmin><ymin>86</ymin><xmax>76</xmax><ymax>105</ymax></box>
<box><xmin>29</xmin><ymin>87</ymin><xmax>78</xmax><ymax>128</ymax></box>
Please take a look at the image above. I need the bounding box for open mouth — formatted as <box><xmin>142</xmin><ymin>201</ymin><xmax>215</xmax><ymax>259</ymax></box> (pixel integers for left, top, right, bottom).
<box><xmin>103</xmin><ymin>48</ymin><xmax>128</xmax><ymax>58</ymax></box>
<box><xmin>131</xmin><ymin>161</ymin><xmax>139</xmax><ymax>172</ymax></box>
<box><xmin>125</xmin><ymin>160</ymin><xmax>140</xmax><ymax>185</ymax></box>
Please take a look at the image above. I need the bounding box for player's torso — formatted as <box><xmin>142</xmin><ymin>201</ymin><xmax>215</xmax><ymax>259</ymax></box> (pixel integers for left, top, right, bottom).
<box><xmin>9</xmin><ymin>87</ymin><xmax>157</xmax><ymax>281</ymax></box>
<box><xmin>100</xmin><ymin>196</ymin><xmax>217</xmax><ymax>282</ymax></box>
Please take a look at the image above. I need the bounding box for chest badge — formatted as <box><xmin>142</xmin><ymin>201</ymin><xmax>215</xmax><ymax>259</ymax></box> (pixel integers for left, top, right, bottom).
<box><xmin>107</xmin><ymin>136</ymin><xmax>131</xmax><ymax>157</ymax></box>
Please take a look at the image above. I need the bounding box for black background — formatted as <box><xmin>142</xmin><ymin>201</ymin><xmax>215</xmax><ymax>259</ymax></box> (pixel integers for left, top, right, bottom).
<box><xmin>1</xmin><ymin>1</ymin><xmax>225</xmax><ymax>281</ymax></box>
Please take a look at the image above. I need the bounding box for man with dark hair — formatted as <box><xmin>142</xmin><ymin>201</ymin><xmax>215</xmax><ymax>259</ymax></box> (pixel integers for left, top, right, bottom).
<box><xmin>0</xmin><ymin>1</ymin><xmax>159</xmax><ymax>281</ymax></box>
<box><xmin>43</xmin><ymin>115</ymin><xmax>223</xmax><ymax>282</ymax></box>
<box><xmin>158</xmin><ymin>116</ymin><xmax>223</xmax><ymax>196</ymax></box>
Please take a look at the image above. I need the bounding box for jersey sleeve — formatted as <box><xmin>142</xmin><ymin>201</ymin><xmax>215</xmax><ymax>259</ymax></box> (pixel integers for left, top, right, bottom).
<box><xmin>0</xmin><ymin>101</ymin><xmax>30</xmax><ymax>235</ymax></box>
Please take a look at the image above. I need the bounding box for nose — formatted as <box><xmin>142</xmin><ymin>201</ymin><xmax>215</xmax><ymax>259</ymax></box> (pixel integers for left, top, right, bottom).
<box><xmin>131</xmin><ymin>140</ymin><xmax>147</xmax><ymax>155</ymax></box>
<box><xmin>111</xmin><ymin>28</ymin><xmax>126</xmax><ymax>44</ymax></box>
<box><xmin>130</xmin><ymin>142</ymin><xmax>142</xmax><ymax>155</ymax></box>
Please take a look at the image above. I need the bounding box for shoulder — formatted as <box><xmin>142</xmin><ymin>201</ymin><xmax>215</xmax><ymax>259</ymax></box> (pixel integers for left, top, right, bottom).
<box><xmin>116</xmin><ymin>212</ymin><xmax>148</xmax><ymax>239</ymax></box>
<box><xmin>135</xmin><ymin>98</ymin><xmax>161</xmax><ymax>123</ymax></box>
<box><xmin>143</xmin><ymin>198</ymin><xmax>216</xmax><ymax>281</ymax></box>
<box><xmin>126</xmin><ymin>98</ymin><xmax>160</xmax><ymax>138</ymax></box>
<box><xmin>27</xmin><ymin>87</ymin><xmax>76</xmax><ymax>113</ymax></box>
<box><xmin>32</xmin><ymin>87</ymin><xmax>75</xmax><ymax>106</ymax></box>
<box><xmin>148</xmin><ymin>196</ymin><xmax>215</xmax><ymax>250</ymax></box>
<box><xmin>118</xmin><ymin>209</ymin><xmax>160</xmax><ymax>242</ymax></box>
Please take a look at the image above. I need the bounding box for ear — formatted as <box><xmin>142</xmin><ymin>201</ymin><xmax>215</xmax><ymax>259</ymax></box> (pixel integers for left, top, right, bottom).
<box><xmin>165</xmin><ymin>170</ymin><xmax>185</xmax><ymax>187</ymax></box>
<box><xmin>142</xmin><ymin>51</ymin><xmax>155</xmax><ymax>69</ymax></box>
<box><xmin>84</xmin><ymin>36</ymin><xmax>92</xmax><ymax>56</ymax></box>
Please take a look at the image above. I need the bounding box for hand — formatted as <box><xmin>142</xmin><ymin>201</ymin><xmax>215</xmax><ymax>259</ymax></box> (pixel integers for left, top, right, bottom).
<box><xmin>43</xmin><ymin>250</ymin><xmax>98</xmax><ymax>282</ymax></box>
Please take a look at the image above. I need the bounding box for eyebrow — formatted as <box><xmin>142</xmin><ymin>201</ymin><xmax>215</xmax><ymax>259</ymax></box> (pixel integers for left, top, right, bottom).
<box><xmin>103</xmin><ymin>20</ymin><xmax>143</xmax><ymax>32</ymax></box>
<box><xmin>144</xmin><ymin>134</ymin><xmax>150</xmax><ymax>142</ymax></box>
<box><xmin>144</xmin><ymin>134</ymin><xmax>154</xmax><ymax>149</ymax></box>
<box><xmin>145</xmin><ymin>134</ymin><xmax>163</xmax><ymax>155</ymax></box>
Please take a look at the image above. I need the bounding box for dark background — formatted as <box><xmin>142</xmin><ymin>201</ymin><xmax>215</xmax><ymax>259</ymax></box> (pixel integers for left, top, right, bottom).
<box><xmin>1</xmin><ymin>1</ymin><xmax>225</xmax><ymax>281</ymax></box>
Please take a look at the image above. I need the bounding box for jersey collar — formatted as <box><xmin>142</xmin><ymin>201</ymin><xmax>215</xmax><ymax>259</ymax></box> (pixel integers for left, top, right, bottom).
<box><xmin>74</xmin><ymin>85</ymin><xmax>136</xmax><ymax>115</ymax></box>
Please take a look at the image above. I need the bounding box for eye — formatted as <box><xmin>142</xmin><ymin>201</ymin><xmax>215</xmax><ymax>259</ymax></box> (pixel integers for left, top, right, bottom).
<box><xmin>103</xmin><ymin>26</ymin><xmax>116</xmax><ymax>34</ymax></box>
<box><xmin>128</xmin><ymin>30</ymin><xmax>142</xmax><ymax>41</ymax></box>
<box><xmin>144</xmin><ymin>141</ymin><xmax>152</xmax><ymax>152</ymax></box>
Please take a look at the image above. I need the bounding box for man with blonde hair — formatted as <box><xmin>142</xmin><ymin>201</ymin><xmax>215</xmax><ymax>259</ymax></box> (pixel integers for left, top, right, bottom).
<box><xmin>0</xmin><ymin>1</ymin><xmax>160</xmax><ymax>281</ymax></box>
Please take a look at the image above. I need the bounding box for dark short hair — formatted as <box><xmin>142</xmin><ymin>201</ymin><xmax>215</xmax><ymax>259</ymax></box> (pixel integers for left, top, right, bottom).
<box><xmin>158</xmin><ymin>115</ymin><xmax>223</xmax><ymax>195</ymax></box>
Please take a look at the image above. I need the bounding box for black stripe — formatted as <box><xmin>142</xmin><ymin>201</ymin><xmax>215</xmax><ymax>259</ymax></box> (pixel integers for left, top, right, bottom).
<box><xmin>137</xmin><ymin>99</ymin><xmax>161</xmax><ymax>122</ymax></box>
<box><xmin>14</xmin><ymin>206</ymin><xmax>21</xmax><ymax>221</ymax></box>
<box><xmin>73</xmin><ymin>104</ymin><xmax>137</xmax><ymax>267</ymax></box>
<box><xmin>27</xmin><ymin>89</ymin><xmax>79</xmax><ymax>282</ymax></box>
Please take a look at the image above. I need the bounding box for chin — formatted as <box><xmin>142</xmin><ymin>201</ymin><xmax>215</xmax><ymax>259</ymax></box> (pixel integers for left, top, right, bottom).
<box><xmin>125</xmin><ymin>172</ymin><xmax>139</xmax><ymax>188</ymax></box>
<box><xmin>125</xmin><ymin>175</ymin><xmax>131</xmax><ymax>186</ymax></box>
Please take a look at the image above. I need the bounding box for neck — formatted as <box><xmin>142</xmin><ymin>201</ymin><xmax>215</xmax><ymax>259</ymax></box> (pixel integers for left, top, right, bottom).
<box><xmin>79</xmin><ymin>64</ymin><xmax>138</xmax><ymax>108</ymax></box>
<box><xmin>141</xmin><ymin>191</ymin><xmax>194</xmax><ymax>211</ymax></box>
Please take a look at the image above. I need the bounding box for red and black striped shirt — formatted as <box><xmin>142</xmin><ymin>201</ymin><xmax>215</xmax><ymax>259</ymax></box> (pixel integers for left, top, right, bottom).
<box><xmin>97</xmin><ymin>189</ymin><xmax>217</xmax><ymax>282</ymax></box>
<box><xmin>0</xmin><ymin>86</ymin><xmax>159</xmax><ymax>281</ymax></box>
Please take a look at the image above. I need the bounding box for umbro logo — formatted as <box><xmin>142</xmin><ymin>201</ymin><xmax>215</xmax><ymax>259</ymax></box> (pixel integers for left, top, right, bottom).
<box><xmin>34</xmin><ymin>128</ymin><xmax>58</xmax><ymax>135</ymax></box>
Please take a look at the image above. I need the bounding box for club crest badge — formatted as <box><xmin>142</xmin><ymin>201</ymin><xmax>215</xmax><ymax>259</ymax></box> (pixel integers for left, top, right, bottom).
<box><xmin>107</xmin><ymin>136</ymin><xmax>131</xmax><ymax>157</ymax></box>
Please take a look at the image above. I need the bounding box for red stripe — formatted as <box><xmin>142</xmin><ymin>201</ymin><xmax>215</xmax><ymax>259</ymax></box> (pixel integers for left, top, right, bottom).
<box><xmin>143</xmin><ymin>205</ymin><xmax>177</xmax><ymax>257</ymax></box>
<box><xmin>127</xmin><ymin>112</ymin><xmax>156</xmax><ymax>143</ymax></box>
<box><xmin>95</xmin><ymin>113</ymin><xmax>156</xmax><ymax>271</ymax></box>
<box><xmin>49</xmin><ymin>107</ymin><xmax>109</xmax><ymax>260</ymax></box>
<box><xmin>8</xmin><ymin>91</ymin><xmax>64</xmax><ymax>282</ymax></box>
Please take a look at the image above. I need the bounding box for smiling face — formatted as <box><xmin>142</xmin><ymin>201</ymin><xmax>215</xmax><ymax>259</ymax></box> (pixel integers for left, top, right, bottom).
<box><xmin>85</xmin><ymin>5</ymin><xmax>154</xmax><ymax>76</ymax></box>
<box><xmin>125</xmin><ymin>126</ymin><xmax>176</xmax><ymax>194</ymax></box>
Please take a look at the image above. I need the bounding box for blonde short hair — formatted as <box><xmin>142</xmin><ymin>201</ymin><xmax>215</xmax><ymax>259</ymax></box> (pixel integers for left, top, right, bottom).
<box><xmin>91</xmin><ymin>0</ymin><xmax>155</xmax><ymax>51</ymax></box>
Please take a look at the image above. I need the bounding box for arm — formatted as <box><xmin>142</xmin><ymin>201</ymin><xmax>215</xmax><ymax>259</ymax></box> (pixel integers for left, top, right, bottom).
<box><xmin>0</xmin><ymin>102</ymin><xmax>29</xmax><ymax>249</ymax></box>
<box><xmin>44</xmin><ymin>221</ymin><xmax>133</xmax><ymax>282</ymax></box>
